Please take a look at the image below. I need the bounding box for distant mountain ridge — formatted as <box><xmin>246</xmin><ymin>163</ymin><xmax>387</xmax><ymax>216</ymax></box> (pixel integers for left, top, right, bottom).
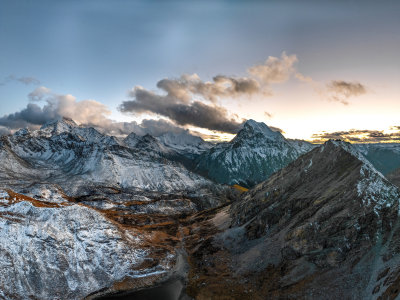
<box><xmin>0</xmin><ymin>117</ymin><xmax>215</xmax><ymax>195</ymax></box>
<box><xmin>0</xmin><ymin>117</ymin><xmax>319</xmax><ymax>192</ymax></box>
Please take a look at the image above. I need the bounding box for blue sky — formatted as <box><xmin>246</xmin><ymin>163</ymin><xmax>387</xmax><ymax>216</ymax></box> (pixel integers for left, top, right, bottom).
<box><xmin>1</xmin><ymin>0</ymin><xmax>400</xmax><ymax>141</ymax></box>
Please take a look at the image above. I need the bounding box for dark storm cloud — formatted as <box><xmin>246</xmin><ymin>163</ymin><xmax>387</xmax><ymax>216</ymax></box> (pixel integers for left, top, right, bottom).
<box><xmin>326</xmin><ymin>80</ymin><xmax>367</xmax><ymax>105</ymax></box>
<box><xmin>120</xmin><ymin>86</ymin><xmax>242</xmax><ymax>133</ymax></box>
<box><xmin>311</xmin><ymin>129</ymin><xmax>400</xmax><ymax>143</ymax></box>
<box><xmin>0</xmin><ymin>75</ymin><xmax>40</xmax><ymax>86</ymax></box>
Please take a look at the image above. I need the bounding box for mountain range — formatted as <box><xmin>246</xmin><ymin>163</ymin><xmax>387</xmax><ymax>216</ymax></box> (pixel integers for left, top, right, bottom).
<box><xmin>1</xmin><ymin>118</ymin><xmax>400</xmax><ymax>299</ymax></box>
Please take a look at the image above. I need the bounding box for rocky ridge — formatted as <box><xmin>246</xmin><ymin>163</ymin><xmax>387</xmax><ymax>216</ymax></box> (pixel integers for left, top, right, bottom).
<box><xmin>184</xmin><ymin>140</ymin><xmax>400</xmax><ymax>299</ymax></box>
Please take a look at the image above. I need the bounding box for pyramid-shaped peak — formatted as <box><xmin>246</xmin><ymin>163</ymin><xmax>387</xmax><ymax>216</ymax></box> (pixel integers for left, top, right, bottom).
<box><xmin>40</xmin><ymin>117</ymin><xmax>78</xmax><ymax>132</ymax></box>
<box><xmin>322</xmin><ymin>139</ymin><xmax>376</xmax><ymax>170</ymax></box>
<box><xmin>234</xmin><ymin>119</ymin><xmax>284</xmax><ymax>143</ymax></box>
<box><xmin>244</xmin><ymin>119</ymin><xmax>271</xmax><ymax>131</ymax></box>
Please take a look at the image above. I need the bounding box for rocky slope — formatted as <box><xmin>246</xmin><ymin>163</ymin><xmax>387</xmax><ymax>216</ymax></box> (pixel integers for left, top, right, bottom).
<box><xmin>184</xmin><ymin>140</ymin><xmax>400</xmax><ymax>299</ymax></box>
<box><xmin>195</xmin><ymin>119</ymin><xmax>315</xmax><ymax>187</ymax></box>
<box><xmin>0</xmin><ymin>118</ymin><xmax>240</xmax><ymax>299</ymax></box>
<box><xmin>5</xmin><ymin>116</ymin><xmax>400</xmax><ymax>299</ymax></box>
<box><xmin>0</xmin><ymin>188</ymin><xmax>178</xmax><ymax>299</ymax></box>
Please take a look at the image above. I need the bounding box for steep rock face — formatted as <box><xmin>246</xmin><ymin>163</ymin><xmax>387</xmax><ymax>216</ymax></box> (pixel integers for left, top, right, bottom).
<box><xmin>225</xmin><ymin>140</ymin><xmax>400</xmax><ymax>298</ymax></box>
<box><xmin>0</xmin><ymin>118</ymin><xmax>215</xmax><ymax>195</ymax></box>
<box><xmin>195</xmin><ymin>120</ymin><xmax>314</xmax><ymax>187</ymax></box>
<box><xmin>0</xmin><ymin>189</ymin><xmax>175</xmax><ymax>300</ymax></box>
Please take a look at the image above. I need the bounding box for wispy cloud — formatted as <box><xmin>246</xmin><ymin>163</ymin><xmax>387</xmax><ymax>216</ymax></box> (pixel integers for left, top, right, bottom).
<box><xmin>248</xmin><ymin>52</ymin><xmax>298</xmax><ymax>85</ymax></box>
<box><xmin>0</xmin><ymin>75</ymin><xmax>40</xmax><ymax>86</ymax></box>
<box><xmin>326</xmin><ymin>80</ymin><xmax>367</xmax><ymax>105</ymax></box>
<box><xmin>28</xmin><ymin>86</ymin><xmax>52</xmax><ymax>101</ymax></box>
<box><xmin>264</xmin><ymin>111</ymin><xmax>273</xmax><ymax>118</ymax></box>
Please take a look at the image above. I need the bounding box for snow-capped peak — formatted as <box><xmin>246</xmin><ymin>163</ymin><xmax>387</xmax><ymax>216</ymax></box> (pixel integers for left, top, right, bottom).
<box><xmin>124</xmin><ymin>132</ymin><xmax>141</xmax><ymax>148</ymax></box>
<box><xmin>233</xmin><ymin>119</ymin><xmax>284</xmax><ymax>143</ymax></box>
<box><xmin>40</xmin><ymin>117</ymin><xmax>78</xmax><ymax>134</ymax></box>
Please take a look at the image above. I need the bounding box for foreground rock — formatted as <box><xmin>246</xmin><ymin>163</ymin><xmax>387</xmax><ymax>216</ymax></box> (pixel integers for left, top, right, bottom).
<box><xmin>185</xmin><ymin>140</ymin><xmax>400</xmax><ymax>299</ymax></box>
<box><xmin>0</xmin><ymin>189</ymin><xmax>176</xmax><ymax>299</ymax></box>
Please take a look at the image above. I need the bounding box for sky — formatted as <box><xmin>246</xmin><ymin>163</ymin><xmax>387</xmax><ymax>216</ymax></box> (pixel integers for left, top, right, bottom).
<box><xmin>0</xmin><ymin>0</ymin><xmax>399</xmax><ymax>142</ymax></box>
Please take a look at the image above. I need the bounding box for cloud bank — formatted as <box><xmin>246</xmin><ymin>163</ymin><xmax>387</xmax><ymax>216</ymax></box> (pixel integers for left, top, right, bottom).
<box><xmin>119</xmin><ymin>52</ymin><xmax>300</xmax><ymax>133</ymax></box>
<box><xmin>0</xmin><ymin>87</ymin><xmax>188</xmax><ymax>137</ymax></box>
<box><xmin>311</xmin><ymin>128</ymin><xmax>400</xmax><ymax>143</ymax></box>
<box><xmin>120</xmin><ymin>86</ymin><xmax>243</xmax><ymax>133</ymax></box>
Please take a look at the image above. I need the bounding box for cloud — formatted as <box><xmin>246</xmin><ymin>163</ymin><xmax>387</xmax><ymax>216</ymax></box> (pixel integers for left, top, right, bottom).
<box><xmin>0</xmin><ymin>102</ymin><xmax>58</xmax><ymax>129</ymax></box>
<box><xmin>0</xmin><ymin>75</ymin><xmax>40</xmax><ymax>86</ymax></box>
<box><xmin>269</xmin><ymin>126</ymin><xmax>285</xmax><ymax>134</ymax></box>
<box><xmin>155</xmin><ymin>73</ymin><xmax>260</xmax><ymax>103</ymax></box>
<box><xmin>28</xmin><ymin>86</ymin><xmax>52</xmax><ymax>101</ymax></box>
<box><xmin>295</xmin><ymin>73</ymin><xmax>313</xmax><ymax>83</ymax></box>
<box><xmin>118</xmin><ymin>52</ymin><xmax>303</xmax><ymax>133</ymax></box>
<box><xmin>0</xmin><ymin>126</ymin><xmax>12</xmax><ymax>136</ymax></box>
<box><xmin>311</xmin><ymin>128</ymin><xmax>400</xmax><ymax>143</ymax></box>
<box><xmin>264</xmin><ymin>111</ymin><xmax>273</xmax><ymax>118</ymax></box>
<box><xmin>248</xmin><ymin>52</ymin><xmax>298</xmax><ymax>84</ymax></box>
<box><xmin>0</xmin><ymin>87</ymin><xmax>110</xmax><ymax>131</ymax></box>
<box><xmin>326</xmin><ymin>80</ymin><xmax>367</xmax><ymax>105</ymax></box>
<box><xmin>0</xmin><ymin>86</ymin><xmax>202</xmax><ymax>137</ymax></box>
<box><xmin>120</xmin><ymin>86</ymin><xmax>242</xmax><ymax>133</ymax></box>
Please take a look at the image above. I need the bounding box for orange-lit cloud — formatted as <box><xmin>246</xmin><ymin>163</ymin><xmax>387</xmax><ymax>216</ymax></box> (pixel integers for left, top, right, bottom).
<box><xmin>310</xmin><ymin>128</ymin><xmax>400</xmax><ymax>143</ymax></box>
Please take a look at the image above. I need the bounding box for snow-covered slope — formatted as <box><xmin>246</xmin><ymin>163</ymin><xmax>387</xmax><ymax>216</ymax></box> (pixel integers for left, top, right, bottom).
<box><xmin>0</xmin><ymin>189</ymin><xmax>174</xmax><ymax>299</ymax></box>
<box><xmin>0</xmin><ymin>118</ymin><xmax>214</xmax><ymax>194</ymax></box>
<box><xmin>195</xmin><ymin>119</ymin><xmax>314</xmax><ymax>187</ymax></box>
<box><xmin>157</xmin><ymin>131</ymin><xmax>212</xmax><ymax>156</ymax></box>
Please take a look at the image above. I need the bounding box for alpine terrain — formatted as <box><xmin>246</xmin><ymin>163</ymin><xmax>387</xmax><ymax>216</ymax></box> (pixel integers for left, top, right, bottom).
<box><xmin>195</xmin><ymin>119</ymin><xmax>315</xmax><ymax>187</ymax></box>
<box><xmin>0</xmin><ymin>118</ymin><xmax>399</xmax><ymax>299</ymax></box>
